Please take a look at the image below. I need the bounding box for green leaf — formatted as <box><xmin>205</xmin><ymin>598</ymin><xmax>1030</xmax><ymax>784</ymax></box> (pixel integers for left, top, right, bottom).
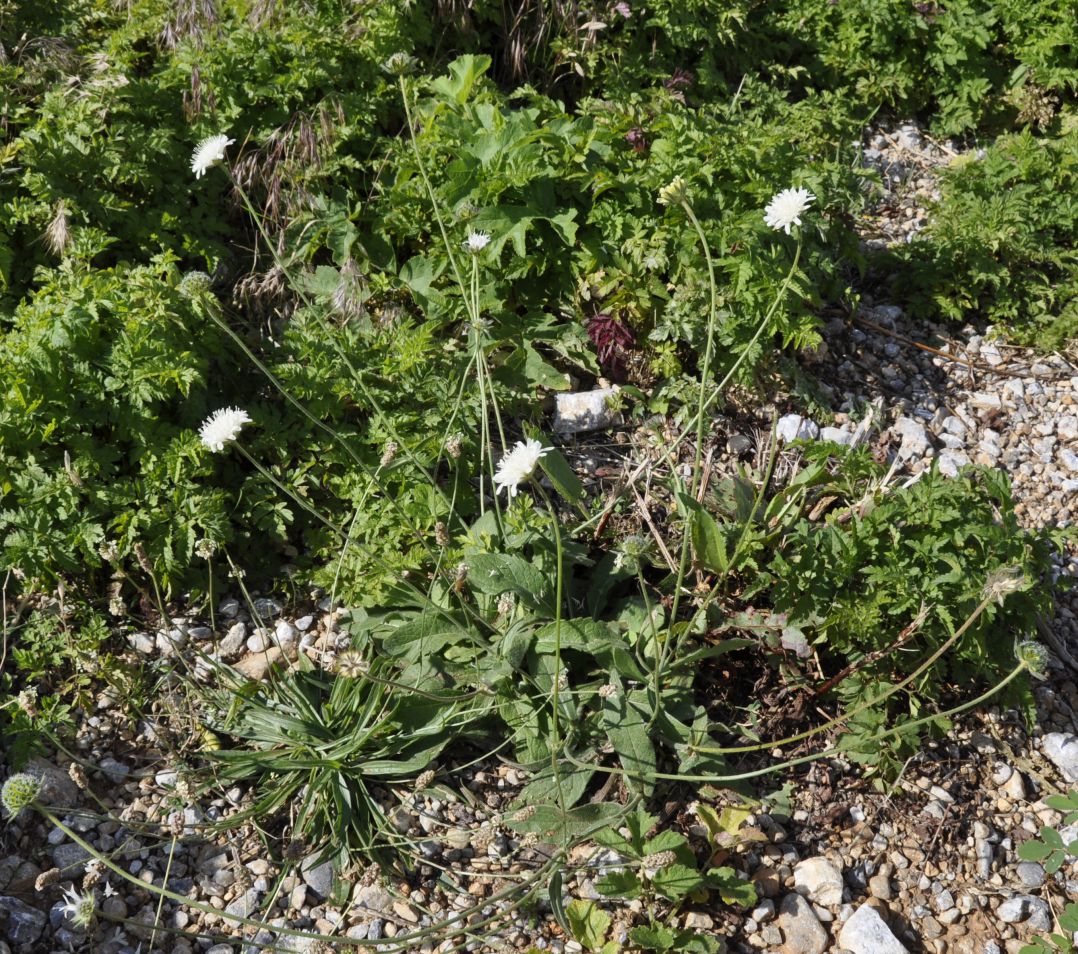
<box><xmin>651</xmin><ymin>863</ymin><xmax>704</xmax><ymax>902</ymax></box>
<box><xmin>549</xmin><ymin>869</ymin><xmax>569</xmax><ymax>933</ymax></box>
<box><xmin>501</xmin><ymin>621</ymin><xmax>534</xmax><ymax>668</ymax></box>
<box><xmin>601</xmin><ymin>689</ymin><xmax>656</xmax><ymax>796</ymax></box>
<box><xmin>595</xmin><ymin>869</ymin><xmax>642</xmax><ymax>899</ymax></box>
<box><xmin>430</xmin><ymin>54</ymin><xmax>492</xmax><ymax>105</ymax></box>
<box><xmin>704</xmin><ymin>866</ymin><xmax>758</xmax><ymax>906</ymax></box>
<box><xmin>467</xmin><ymin>552</ymin><xmax>552</xmax><ymax>613</ymax></box>
<box><xmin>566</xmin><ymin>900</ymin><xmax>611</xmax><ymax>951</ymax></box>
<box><xmin>1017</xmin><ymin>840</ymin><xmax>1053</xmax><ymax>862</ymax></box>
<box><xmin>537</xmin><ymin>444</ymin><xmax>586</xmax><ymax>505</ymax></box>
<box><xmin>629</xmin><ymin>923</ymin><xmax>675</xmax><ymax>952</ymax></box>
<box><xmin>679</xmin><ymin>493</ymin><xmax>729</xmax><ymax>574</ymax></box>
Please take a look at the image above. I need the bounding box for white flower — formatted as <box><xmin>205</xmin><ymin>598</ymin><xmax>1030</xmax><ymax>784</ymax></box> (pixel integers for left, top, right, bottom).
<box><xmin>464</xmin><ymin>231</ymin><xmax>491</xmax><ymax>254</ymax></box>
<box><xmin>103</xmin><ymin>881</ymin><xmax>116</xmax><ymax>898</ymax></box>
<box><xmin>59</xmin><ymin>885</ymin><xmax>96</xmax><ymax>929</ymax></box>
<box><xmin>763</xmin><ymin>187</ymin><xmax>815</xmax><ymax>234</ymax></box>
<box><xmin>191</xmin><ymin>134</ymin><xmax>234</xmax><ymax>179</ymax></box>
<box><xmin>198</xmin><ymin>407</ymin><xmax>251</xmax><ymax>452</ymax></box>
<box><xmin>493</xmin><ymin>439</ymin><xmax>550</xmax><ymax>497</ymax></box>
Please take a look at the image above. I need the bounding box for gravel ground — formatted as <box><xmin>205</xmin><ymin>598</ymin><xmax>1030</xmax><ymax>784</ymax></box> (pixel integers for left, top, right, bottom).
<box><xmin>3</xmin><ymin>121</ymin><xmax>1078</xmax><ymax>954</ymax></box>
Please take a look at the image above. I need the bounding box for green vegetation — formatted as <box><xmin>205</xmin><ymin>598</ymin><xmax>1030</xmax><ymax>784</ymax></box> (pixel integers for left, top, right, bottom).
<box><xmin>2</xmin><ymin>0</ymin><xmax>1078</xmax><ymax>948</ymax></box>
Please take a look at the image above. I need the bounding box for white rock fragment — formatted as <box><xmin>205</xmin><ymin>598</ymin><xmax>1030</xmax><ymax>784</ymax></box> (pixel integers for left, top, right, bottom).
<box><xmin>793</xmin><ymin>856</ymin><xmax>845</xmax><ymax>907</ymax></box>
<box><xmin>1042</xmin><ymin>733</ymin><xmax>1078</xmax><ymax>783</ymax></box>
<box><xmin>1060</xmin><ymin>449</ymin><xmax>1078</xmax><ymax>475</ymax></box>
<box><xmin>820</xmin><ymin>426</ymin><xmax>853</xmax><ymax>446</ymax></box>
<box><xmin>969</xmin><ymin>392</ymin><xmax>1002</xmax><ymax>410</ymax></box>
<box><xmin>553</xmin><ymin>388</ymin><xmax>622</xmax><ymax>434</ymax></box>
<box><xmin>838</xmin><ymin>903</ymin><xmax>909</xmax><ymax>954</ymax></box>
<box><xmin>777</xmin><ymin>414</ymin><xmax>820</xmax><ymax>443</ymax></box>
<box><xmin>937</xmin><ymin>450</ymin><xmax>970</xmax><ymax>478</ymax></box>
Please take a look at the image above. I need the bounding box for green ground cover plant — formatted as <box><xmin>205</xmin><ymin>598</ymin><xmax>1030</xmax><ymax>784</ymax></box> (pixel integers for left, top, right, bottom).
<box><xmin>890</xmin><ymin>115</ymin><xmax>1078</xmax><ymax>348</ymax></box>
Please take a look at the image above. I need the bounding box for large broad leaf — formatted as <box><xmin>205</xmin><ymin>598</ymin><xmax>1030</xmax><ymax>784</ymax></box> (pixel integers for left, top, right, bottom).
<box><xmin>430</xmin><ymin>54</ymin><xmax>492</xmax><ymax>104</ymax></box>
<box><xmin>651</xmin><ymin>863</ymin><xmax>704</xmax><ymax>902</ymax></box>
<box><xmin>679</xmin><ymin>492</ymin><xmax>730</xmax><ymax>574</ymax></box>
<box><xmin>534</xmin><ymin>617</ymin><xmax>615</xmax><ymax>655</ymax></box>
<box><xmin>381</xmin><ymin>611</ymin><xmax>473</xmax><ymax>661</ymax></box>
<box><xmin>601</xmin><ymin>688</ymin><xmax>656</xmax><ymax>796</ymax></box>
<box><xmin>504</xmin><ymin>801</ymin><xmax>623</xmax><ymax>841</ymax></box>
<box><xmin>467</xmin><ymin>552</ymin><xmax>553</xmax><ymax>613</ymax></box>
<box><xmin>514</xmin><ymin>761</ymin><xmax>593</xmax><ymax>810</ymax></box>
<box><xmin>537</xmin><ymin>443</ymin><xmax>586</xmax><ymax>506</ymax></box>
<box><xmin>566</xmin><ymin>900</ymin><xmax>611</xmax><ymax>951</ymax></box>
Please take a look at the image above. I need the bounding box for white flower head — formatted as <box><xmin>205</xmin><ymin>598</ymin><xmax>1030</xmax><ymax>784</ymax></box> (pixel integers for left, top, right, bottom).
<box><xmin>60</xmin><ymin>885</ymin><xmax>96</xmax><ymax>929</ymax></box>
<box><xmin>198</xmin><ymin>407</ymin><xmax>251</xmax><ymax>452</ymax></box>
<box><xmin>464</xmin><ymin>231</ymin><xmax>491</xmax><ymax>255</ymax></box>
<box><xmin>764</xmin><ymin>187</ymin><xmax>815</xmax><ymax>234</ymax></box>
<box><xmin>191</xmin><ymin>134</ymin><xmax>234</xmax><ymax>179</ymax></box>
<box><xmin>493</xmin><ymin>438</ymin><xmax>550</xmax><ymax>498</ymax></box>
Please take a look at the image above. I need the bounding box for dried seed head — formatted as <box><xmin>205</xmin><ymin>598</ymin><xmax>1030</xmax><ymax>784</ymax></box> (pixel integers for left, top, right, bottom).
<box><xmin>68</xmin><ymin>763</ymin><xmax>89</xmax><ymax>789</ymax></box>
<box><xmin>133</xmin><ymin>542</ymin><xmax>154</xmax><ymax>575</ymax></box>
<box><xmin>445</xmin><ymin>435</ymin><xmax>463</xmax><ymax>459</ymax></box>
<box><xmin>335</xmin><ymin>650</ymin><xmax>369</xmax><ymax>679</ymax></box>
<box><xmin>519</xmin><ymin>832</ymin><xmax>538</xmax><ymax>849</ymax></box>
<box><xmin>416</xmin><ymin>769</ymin><xmax>436</xmax><ymax>790</ymax></box>
<box><xmin>496</xmin><ymin>592</ymin><xmax>515</xmax><ymax>617</ymax></box>
<box><xmin>98</xmin><ymin>541</ymin><xmax>120</xmax><ymax>563</ymax></box>
<box><xmin>642</xmin><ymin>850</ymin><xmax>677</xmax><ymax>872</ymax></box>
<box><xmin>35</xmin><ymin>868</ymin><xmax>61</xmax><ymax>891</ymax></box>
<box><xmin>983</xmin><ymin>566</ymin><xmax>1025</xmax><ymax>605</ymax></box>
<box><xmin>17</xmin><ymin>688</ymin><xmax>38</xmax><ymax>717</ymax></box>
<box><xmin>512</xmin><ymin>805</ymin><xmax>536</xmax><ymax>823</ymax></box>
<box><xmin>107</xmin><ymin>597</ymin><xmax>125</xmax><ymax>618</ymax></box>
<box><xmin>380</xmin><ymin>441</ymin><xmax>399</xmax><ymax>468</ymax></box>
<box><xmin>598</xmin><ymin>683</ymin><xmax>618</xmax><ymax>700</ymax></box>
<box><xmin>44</xmin><ymin>200</ymin><xmax>71</xmax><ymax>256</ymax></box>
<box><xmin>434</xmin><ymin>522</ymin><xmax>450</xmax><ymax>548</ymax></box>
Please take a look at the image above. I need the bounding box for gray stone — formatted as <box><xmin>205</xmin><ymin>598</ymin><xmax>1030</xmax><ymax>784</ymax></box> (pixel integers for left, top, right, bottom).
<box><xmin>553</xmin><ymin>388</ymin><xmax>623</xmax><ymax>434</ymax></box>
<box><xmin>727</xmin><ymin>434</ymin><xmax>754</xmax><ymax>455</ymax></box>
<box><xmin>218</xmin><ymin>598</ymin><xmax>241</xmax><ymax>619</ymax></box>
<box><xmin>777</xmin><ymin>414</ymin><xmax>820</xmax><ymax>444</ymax></box>
<box><xmin>274</xmin><ymin>620</ymin><xmax>299</xmax><ymax>649</ymax></box>
<box><xmin>837</xmin><ymin>903</ymin><xmax>908</xmax><ymax>954</ymax></box>
<box><xmin>300</xmin><ymin>855</ymin><xmax>334</xmax><ymax>899</ymax></box>
<box><xmin>295</xmin><ymin>615</ymin><xmax>315</xmax><ymax>631</ymax></box>
<box><xmin>220</xmin><ymin>622</ymin><xmax>247</xmax><ymax>657</ymax></box>
<box><xmin>51</xmin><ymin>842</ymin><xmax>91</xmax><ymax>871</ymax></box>
<box><xmin>938</xmin><ymin>449</ymin><xmax>970</xmax><ymax>478</ymax></box>
<box><xmin>0</xmin><ymin>896</ymin><xmax>47</xmax><ymax>945</ymax></box>
<box><xmin>1015</xmin><ymin>861</ymin><xmax>1046</xmax><ymax>889</ymax></box>
<box><xmin>225</xmin><ymin>887</ymin><xmax>261</xmax><ymax>918</ymax></box>
<box><xmin>354</xmin><ymin>884</ymin><xmax>392</xmax><ymax>913</ymax></box>
<box><xmin>252</xmin><ymin>597</ymin><xmax>283</xmax><ymax>619</ymax></box>
<box><xmin>1043</xmin><ymin>733</ymin><xmax>1078</xmax><ymax>782</ymax></box>
<box><xmin>1026</xmin><ymin>897</ymin><xmax>1053</xmax><ymax>932</ymax></box>
<box><xmin>1062</xmin><ymin>449</ymin><xmax>1078</xmax><ymax>475</ymax></box>
<box><xmin>777</xmin><ymin>892</ymin><xmax>828</xmax><ymax>954</ymax></box>
<box><xmin>997</xmin><ymin>896</ymin><xmax>1030</xmax><ymax>923</ymax></box>
<box><xmin>98</xmin><ymin>758</ymin><xmax>130</xmax><ymax>784</ymax></box>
